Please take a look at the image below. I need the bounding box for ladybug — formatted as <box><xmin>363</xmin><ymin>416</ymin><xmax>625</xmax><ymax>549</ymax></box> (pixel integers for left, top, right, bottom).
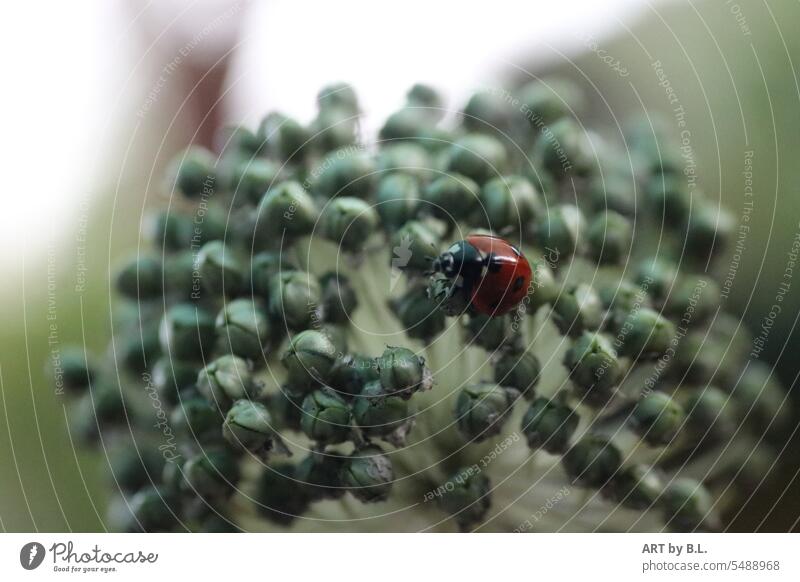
<box><xmin>432</xmin><ymin>234</ymin><xmax>532</xmax><ymax>316</ymax></box>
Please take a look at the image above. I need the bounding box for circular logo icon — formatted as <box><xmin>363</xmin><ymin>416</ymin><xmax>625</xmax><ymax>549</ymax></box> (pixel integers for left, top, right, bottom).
<box><xmin>20</xmin><ymin>542</ymin><xmax>46</xmax><ymax>570</ymax></box>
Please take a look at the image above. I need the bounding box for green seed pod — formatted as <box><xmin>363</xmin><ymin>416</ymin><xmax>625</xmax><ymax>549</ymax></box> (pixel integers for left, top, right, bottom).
<box><xmin>169</xmin><ymin>147</ymin><xmax>217</xmax><ymax>199</ymax></box>
<box><xmin>463</xmin><ymin>313</ymin><xmax>520</xmax><ymax>352</ymax></box>
<box><xmin>197</xmin><ymin>355</ymin><xmax>259</xmax><ymax>409</ymax></box>
<box><xmin>375</xmin><ymin>173</ymin><xmax>420</xmax><ymax>230</ymax></box>
<box><xmin>115</xmin><ymin>317</ymin><xmax>161</xmax><ymax>375</ymax></box>
<box><xmin>391</xmin><ymin>285</ymin><xmax>446</xmax><ymax>341</ymax></box>
<box><xmin>187</xmin><ymin>202</ymin><xmax>226</xmax><ymax>247</ymax></box>
<box><xmin>352</xmin><ymin>381</ymin><xmax>412</xmax><ymax>440</ymax></box>
<box><xmin>645</xmin><ymin>173</ymin><xmax>691</xmax><ymax>223</ymax></box>
<box><xmin>406</xmin><ymin>83</ymin><xmax>444</xmax><ymax>114</ymax></box>
<box><xmin>321</xmin><ymin>324</ymin><xmax>349</xmax><ymax>356</ymax></box>
<box><xmin>437</xmin><ymin>470</ymin><xmax>491</xmax><ymax>530</ymax></box>
<box><xmin>617</xmin><ymin>307</ymin><xmax>676</xmax><ymax>360</ymax></box>
<box><xmin>328</xmin><ymin>354</ymin><xmax>379</xmax><ymax>399</ymax></box>
<box><xmin>527</xmin><ymin>258</ymin><xmax>559</xmax><ymax>311</ymax></box>
<box><xmin>519</xmin><ymin>78</ymin><xmax>584</xmax><ymax>129</ymax></box>
<box><xmin>124</xmin><ymin>486</ymin><xmax>179</xmax><ymax>532</ymax></box>
<box><xmin>181</xmin><ymin>447</ymin><xmax>241</xmax><ymax>500</ymax></box>
<box><xmin>731</xmin><ymin>362</ymin><xmax>789</xmax><ymax>429</ymax></box>
<box><xmin>563</xmin><ymin>332</ymin><xmax>622</xmax><ymax>405</ymax></box>
<box><xmin>599</xmin><ymin>280</ymin><xmax>651</xmax><ymax>333</ymax></box>
<box><xmin>445</xmin><ymin>134</ymin><xmax>508</xmax><ymax>185</ymax></box>
<box><xmin>421</xmin><ymin>173</ymin><xmax>480</xmax><ymax>224</ymax></box>
<box><xmin>220</xmin><ymin>124</ymin><xmax>264</xmax><ymax>157</ymax></box>
<box><xmin>222</xmin><ymin>399</ymin><xmax>276</xmax><ymax>454</ymax></box>
<box><xmin>685</xmin><ymin>203</ymin><xmax>735</xmax><ymax>261</ymax></box>
<box><xmin>587</xmin><ymin>210</ymin><xmax>632</xmax><ymax>265</ymax></box>
<box><xmin>493</xmin><ymin>350</ymin><xmax>541</xmax><ymax>399</ymax></box>
<box><xmin>109</xmin><ymin>442</ymin><xmax>166</xmax><ymax>493</ymax></box>
<box><xmin>162</xmin><ymin>251</ymin><xmax>196</xmax><ymax>299</ymax></box>
<box><xmin>376</xmin><ymin>143</ymin><xmax>433</xmax><ymax>180</ymax></box>
<box><xmin>116</xmin><ymin>255</ymin><xmax>163</xmax><ymax>300</ymax></box>
<box><xmin>379</xmin><ymin>107</ymin><xmax>436</xmax><ymax>142</ymax></box>
<box><xmin>171</xmin><ymin>397</ymin><xmax>224</xmax><ymax>445</ymax></box>
<box><xmin>605</xmin><ymin>464</ymin><xmax>662</xmax><ymax>510</ymax></box>
<box><xmin>679</xmin><ymin>385</ymin><xmax>733</xmax><ymax>437</ymax></box>
<box><xmin>255</xmin><ymin>463</ymin><xmax>311</xmax><ymax>525</ymax></box>
<box><xmin>301</xmin><ymin>388</ymin><xmax>352</xmax><ymax>444</ymax></box>
<box><xmin>150</xmin><ymin>210</ymin><xmax>193</xmax><ymax>251</ymax></box>
<box><xmin>587</xmin><ymin>173</ymin><xmax>635</xmax><ymax>217</ymax></box>
<box><xmin>660</xmin><ymin>478</ymin><xmax>714</xmax><ymax>531</ymax></box>
<box><xmin>562</xmin><ymin>435</ymin><xmax>622</xmax><ymax>489</ymax></box>
<box><xmin>258</xmin><ymin>112</ymin><xmax>312</xmax><ymax>164</ymax></box>
<box><xmin>668</xmin><ymin>333</ymin><xmax>723</xmax><ymax>386</ymax></box>
<box><xmin>310</xmin><ymin>107</ymin><xmax>359</xmax><ymax>154</ymax></box>
<box><xmin>340</xmin><ymin>445</ymin><xmax>394</xmax><ymax>503</ymax></box>
<box><xmin>625</xmin><ymin>114</ymin><xmax>683</xmax><ymax>175</ymax></box>
<box><xmin>281</xmin><ymin>330</ymin><xmax>338</xmax><ymax>391</ymax></box>
<box><xmin>552</xmin><ymin>284</ymin><xmax>604</xmax><ymax>337</ymax></box>
<box><xmin>630</xmin><ymin>392</ymin><xmax>685</xmax><ymax>446</ymax></box>
<box><xmin>295</xmin><ymin>452</ymin><xmax>347</xmax><ymax>500</ymax></box>
<box><xmin>478</xmin><ymin>175</ymin><xmax>541</xmax><ymax>233</ymax></box>
<box><xmin>521</xmin><ymin>397</ymin><xmax>579</xmax><ymax>454</ymax></box>
<box><xmin>215</xmin><ymin>299</ymin><xmax>271</xmax><ymax>360</ymax></box>
<box><xmin>635</xmin><ymin>257</ymin><xmax>678</xmax><ymax>305</ymax></box>
<box><xmin>268</xmin><ymin>386</ymin><xmax>306</xmax><ymax>431</ymax></box>
<box><xmin>664</xmin><ymin>277</ymin><xmax>720</xmax><ymax>325</ymax></box>
<box><xmin>378</xmin><ymin>345</ymin><xmax>432</xmax><ymax>399</ymax></box>
<box><xmin>268</xmin><ymin>270</ymin><xmax>322</xmax><ymax>332</ymax></box>
<box><xmin>391</xmin><ymin>220</ymin><xmax>440</xmax><ymax>274</ymax></box>
<box><xmin>535</xmin><ymin>204</ymin><xmax>584</xmax><ymax>259</ymax></box>
<box><xmin>159</xmin><ymin>304</ymin><xmax>216</xmax><ymax>361</ymax></box>
<box><xmin>229</xmin><ymin>158</ymin><xmax>282</xmax><ymax>205</ymax></box>
<box><xmin>461</xmin><ymin>90</ymin><xmax>515</xmax><ymax>134</ymax></box>
<box><xmin>249</xmin><ymin>251</ymin><xmax>294</xmax><ymax>298</ymax></box>
<box><xmin>321</xmin><ymin>196</ymin><xmax>380</xmax><ymax>252</ymax></box>
<box><xmin>152</xmin><ymin>357</ymin><xmax>198</xmax><ymax>406</ymax></box>
<box><xmin>71</xmin><ymin>379</ymin><xmax>126</xmax><ymax>442</ymax></box>
<box><xmin>455</xmin><ymin>383</ymin><xmax>516</xmax><ymax>442</ymax></box>
<box><xmin>255</xmin><ymin>181</ymin><xmax>318</xmax><ymax>241</ymax></box>
<box><xmin>312</xmin><ymin>148</ymin><xmax>375</xmax><ymax>199</ymax></box>
<box><xmin>319</xmin><ymin>272</ymin><xmax>358</xmax><ymax>324</ymax></box>
<box><xmin>317</xmin><ymin>82</ymin><xmax>360</xmax><ymax>115</ymax></box>
<box><xmin>196</xmin><ymin>240</ymin><xmax>245</xmax><ymax>297</ymax></box>
<box><xmin>52</xmin><ymin>347</ymin><xmax>96</xmax><ymax>394</ymax></box>
<box><xmin>532</xmin><ymin>118</ymin><xmax>595</xmax><ymax>180</ymax></box>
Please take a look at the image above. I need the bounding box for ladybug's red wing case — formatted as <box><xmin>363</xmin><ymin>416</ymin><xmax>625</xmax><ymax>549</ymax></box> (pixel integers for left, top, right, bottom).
<box><xmin>465</xmin><ymin>235</ymin><xmax>532</xmax><ymax>315</ymax></box>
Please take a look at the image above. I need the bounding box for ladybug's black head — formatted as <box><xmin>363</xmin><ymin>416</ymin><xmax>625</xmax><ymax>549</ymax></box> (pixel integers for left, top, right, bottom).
<box><xmin>432</xmin><ymin>252</ymin><xmax>456</xmax><ymax>277</ymax></box>
<box><xmin>432</xmin><ymin>241</ymin><xmax>483</xmax><ymax>280</ymax></box>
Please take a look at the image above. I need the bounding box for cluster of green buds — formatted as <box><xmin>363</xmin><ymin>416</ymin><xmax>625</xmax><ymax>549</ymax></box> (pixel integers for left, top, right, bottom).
<box><xmin>60</xmin><ymin>80</ymin><xmax>793</xmax><ymax>533</ymax></box>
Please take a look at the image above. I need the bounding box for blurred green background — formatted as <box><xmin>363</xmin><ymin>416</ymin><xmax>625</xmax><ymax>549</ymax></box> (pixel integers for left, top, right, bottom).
<box><xmin>1</xmin><ymin>0</ymin><xmax>798</xmax><ymax>531</ymax></box>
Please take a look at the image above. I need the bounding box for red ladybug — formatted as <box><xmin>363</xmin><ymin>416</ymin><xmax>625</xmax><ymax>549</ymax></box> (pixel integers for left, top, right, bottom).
<box><xmin>432</xmin><ymin>234</ymin><xmax>532</xmax><ymax>316</ymax></box>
